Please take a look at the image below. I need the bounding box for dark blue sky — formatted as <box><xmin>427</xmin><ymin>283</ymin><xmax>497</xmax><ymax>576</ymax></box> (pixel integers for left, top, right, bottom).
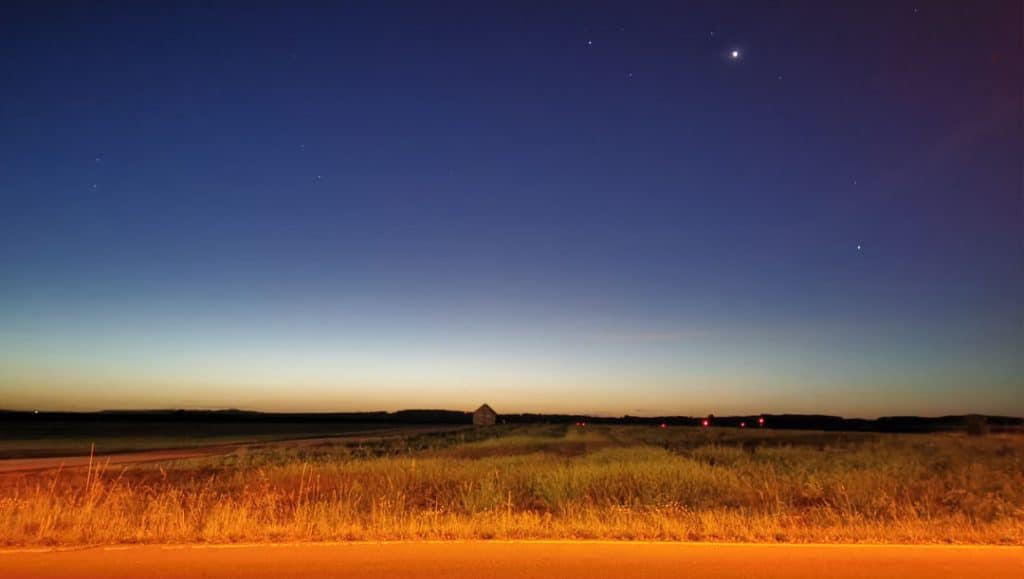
<box><xmin>1</xmin><ymin>1</ymin><xmax>1021</xmax><ymax>416</ymax></box>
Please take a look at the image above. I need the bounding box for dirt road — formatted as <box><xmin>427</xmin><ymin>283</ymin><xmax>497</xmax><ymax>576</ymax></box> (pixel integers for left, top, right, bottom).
<box><xmin>0</xmin><ymin>426</ymin><xmax>468</xmax><ymax>475</ymax></box>
<box><xmin>1</xmin><ymin>542</ymin><xmax>1020</xmax><ymax>579</ymax></box>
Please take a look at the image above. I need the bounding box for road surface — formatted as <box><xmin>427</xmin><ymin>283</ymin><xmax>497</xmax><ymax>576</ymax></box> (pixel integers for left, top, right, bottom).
<box><xmin>0</xmin><ymin>426</ymin><xmax>469</xmax><ymax>475</ymax></box>
<box><xmin>1</xmin><ymin>542</ymin><xmax>1020</xmax><ymax>578</ymax></box>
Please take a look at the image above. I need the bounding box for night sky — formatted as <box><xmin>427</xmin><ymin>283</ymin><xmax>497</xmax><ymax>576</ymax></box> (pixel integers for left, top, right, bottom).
<box><xmin>1</xmin><ymin>2</ymin><xmax>1021</xmax><ymax>416</ymax></box>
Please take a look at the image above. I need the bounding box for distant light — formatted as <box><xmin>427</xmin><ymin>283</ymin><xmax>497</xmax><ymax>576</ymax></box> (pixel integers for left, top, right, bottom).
<box><xmin>857</xmin><ymin>244</ymin><xmax>862</xmax><ymax>251</ymax></box>
<box><xmin>729</xmin><ymin>50</ymin><xmax>740</xmax><ymax>60</ymax></box>
<box><xmin>740</xmin><ymin>422</ymin><xmax>747</xmax><ymax>428</ymax></box>
<box><xmin>660</xmin><ymin>422</ymin><xmax>667</xmax><ymax>429</ymax></box>
<box><xmin>34</xmin><ymin>410</ymin><xmax>39</xmax><ymax>415</ymax></box>
<box><xmin>701</xmin><ymin>419</ymin><xmax>710</xmax><ymax>428</ymax></box>
<box><xmin>758</xmin><ymin>416</ymin><xmax>765</xmax><ymax>426</ymax></box>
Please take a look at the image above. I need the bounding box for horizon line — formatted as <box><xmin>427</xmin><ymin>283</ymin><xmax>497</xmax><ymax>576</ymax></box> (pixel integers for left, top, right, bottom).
<box><xmin>2</xmin><ymin>407</ymin><xmax>1020</xmax><ymax>421</ymax></box>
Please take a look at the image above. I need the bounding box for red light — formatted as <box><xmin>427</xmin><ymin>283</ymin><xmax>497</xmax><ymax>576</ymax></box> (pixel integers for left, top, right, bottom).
<box><xmin>740</xmin><ymin>422</ymin><xmax>746</xmax><ymax>428</ymax></box>
<box><xmin>758</xmin><ymin>416</ymin><xmax>765</xmax><ymax>426</ymax></box>
<box><xmin>701</xmin><ymin>419</ymin><xmax>709</xmax><ymax>427</ymax></box>
<box><xmin>660</xmin><ymin>423</ymin><xmax>667</xmax><ymax>429</ymax></box>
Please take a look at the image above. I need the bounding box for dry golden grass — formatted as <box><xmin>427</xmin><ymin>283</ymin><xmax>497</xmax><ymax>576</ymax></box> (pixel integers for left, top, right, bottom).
<box><xmin>1</xmin><ymin>425</ymin><xmax>1022</xmax><ymax>546</ymax></box>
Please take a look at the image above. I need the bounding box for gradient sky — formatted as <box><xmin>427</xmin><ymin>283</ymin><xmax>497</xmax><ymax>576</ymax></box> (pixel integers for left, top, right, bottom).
<box><xmin>1</xmin><ymin>2</ymin><xmax>1022</xmax><ymax>417</ymax></box>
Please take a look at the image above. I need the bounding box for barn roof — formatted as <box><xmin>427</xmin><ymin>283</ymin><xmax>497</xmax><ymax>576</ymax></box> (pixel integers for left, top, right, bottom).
<box><xmin>474</xmin><ymin>403</ymin><xmax>496</xmax><ymax>415</ymax></box>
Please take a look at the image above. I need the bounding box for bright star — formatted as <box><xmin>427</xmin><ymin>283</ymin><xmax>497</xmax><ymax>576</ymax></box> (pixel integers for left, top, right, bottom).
<box><xmin>857</xmin><ymin>244</ymin><xmax>862</xmax><ymax>251</ymax></box>
<box><xmin>729</xmin><ymin>49</ymin><xmax>740</xmax><ymax>59</ymax></box>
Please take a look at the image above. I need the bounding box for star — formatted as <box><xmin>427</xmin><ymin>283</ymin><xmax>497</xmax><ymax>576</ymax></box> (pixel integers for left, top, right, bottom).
<box><xmin>729</xmin><ymin>49</ymin><xmax>740</xmax><ymax>60</ymax></box>
<box><xmin>586</xmin><ymin>40</ymin><xmax>593</xmax><ymax>47</ymax></box>
<box><xmin>856</xmin><ymin>244</ymin><xmax>862</xmax><ymax>251</ymax></box>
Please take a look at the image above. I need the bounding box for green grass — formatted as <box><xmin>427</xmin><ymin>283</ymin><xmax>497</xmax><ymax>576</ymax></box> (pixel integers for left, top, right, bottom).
<box><xmin>1</xmin><ymin>425</ymin><xmax>1021</xmax><ymax>546</ymax></box>
<box><xmin>0</xmin><ymin>422</ymin><xmax>400</xmax><ymax>459</ymax></box>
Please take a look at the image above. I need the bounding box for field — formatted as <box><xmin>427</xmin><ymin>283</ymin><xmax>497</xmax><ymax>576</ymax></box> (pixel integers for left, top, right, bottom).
<box><xmin>0</xmin><ymin>424</ymin><xmax>1022</xmax><ymax>546</ymax></box>
<box><xmin>0</xmin><ymin>419</ymin><xmax>402</xmax><ymax>459</ymax></box>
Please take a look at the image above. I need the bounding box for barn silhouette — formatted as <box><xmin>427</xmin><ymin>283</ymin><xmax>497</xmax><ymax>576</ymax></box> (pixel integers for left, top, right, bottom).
<box><xmin>473</xmin><ymin>404</ymin><xmax>497</xmax><ymax>426</ymax></box>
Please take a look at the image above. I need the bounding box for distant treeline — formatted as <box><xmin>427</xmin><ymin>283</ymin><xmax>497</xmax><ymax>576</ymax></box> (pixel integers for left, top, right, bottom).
<box><xmin>502</xmin><ymin>413</ymin><xmax>1024</xmax><ymax>433</ymax></box>
<box><xmin>1</xmin><ymin>409</ymin><xmax>1022</xmax><ymax>433</ymax></box>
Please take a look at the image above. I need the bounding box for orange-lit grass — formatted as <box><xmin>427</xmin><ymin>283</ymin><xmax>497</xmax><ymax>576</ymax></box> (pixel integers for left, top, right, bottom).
<box><xmin>1</xmin><ymin>426</ymin><xmax>1022</xmax><ymax>546</ymax></box>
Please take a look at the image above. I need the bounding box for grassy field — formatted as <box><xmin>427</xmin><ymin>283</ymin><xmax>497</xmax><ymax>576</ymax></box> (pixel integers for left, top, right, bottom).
<box><xmin>0</xmin><ymin>425</ymin><xmax>1021</xmax><ymax>546</ymax></box>
<box><xmin>0</xmin><ymin>420</ymin><xmax>401</xmax><ymax>459</ymax></box>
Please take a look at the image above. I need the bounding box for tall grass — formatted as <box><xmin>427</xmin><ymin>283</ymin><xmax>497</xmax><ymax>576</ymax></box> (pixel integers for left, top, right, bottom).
<box><xmin>0</xmin><ymin>426</ymin><xmax>1021</xmax><ymax>546</ymax></box>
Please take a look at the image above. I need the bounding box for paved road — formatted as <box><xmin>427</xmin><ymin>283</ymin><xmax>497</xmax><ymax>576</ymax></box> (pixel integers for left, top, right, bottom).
<box><xmin>0</xmin><ymin>426</ymin><xmax>469</xmax><ymax>475</ymax></box>
<box><xmin>1</xmin><ymin>542</ymin><xmax>1021</xmax><ymax>578</ymax></box>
